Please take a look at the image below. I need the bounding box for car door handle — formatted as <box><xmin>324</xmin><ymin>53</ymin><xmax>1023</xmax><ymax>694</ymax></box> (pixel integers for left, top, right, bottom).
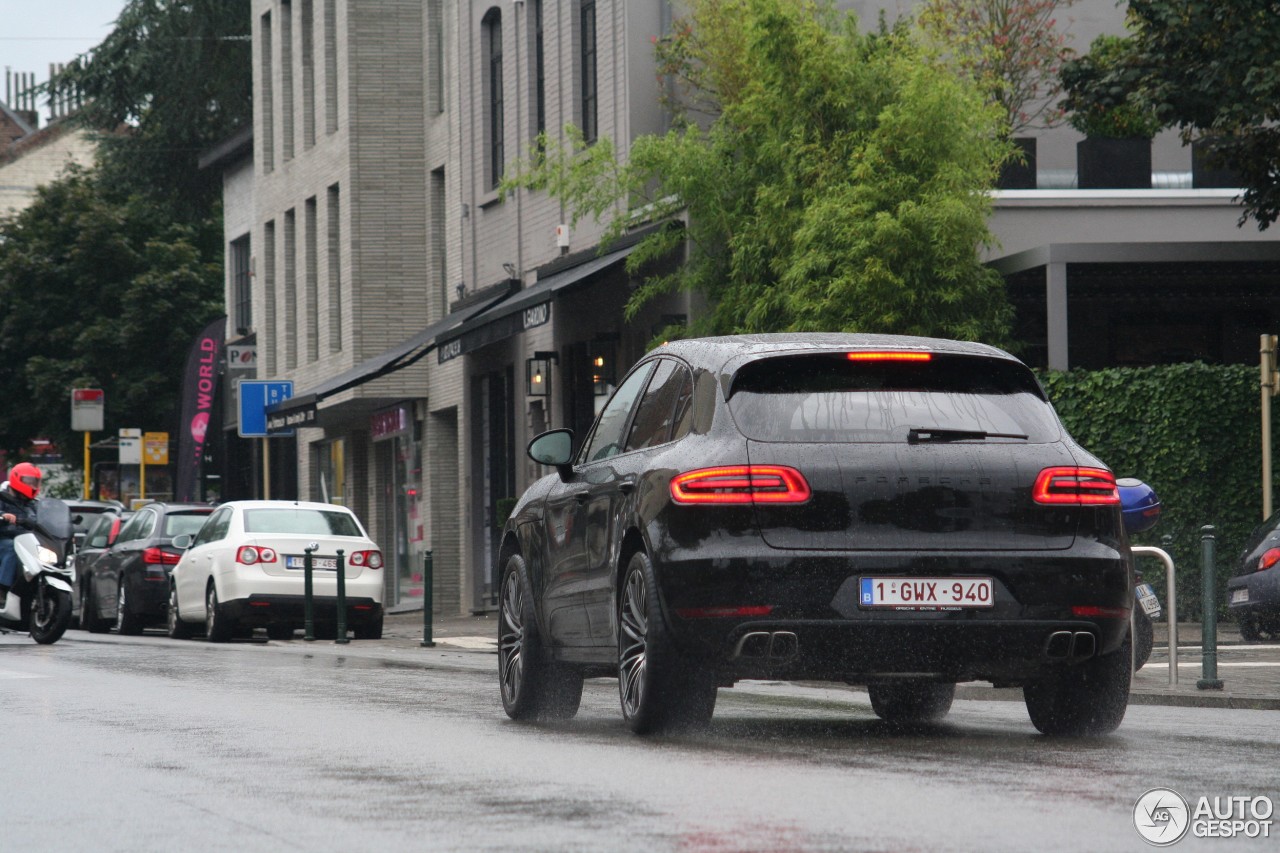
<box><xmin>570</xmin><ymin>489</ymin><xmax>590</xmax><ymax>504</ymax></box>
<box><xmin>618</xmin><ymin>481</ymin><xmax>636</xmax><ymax>495</ymax></box>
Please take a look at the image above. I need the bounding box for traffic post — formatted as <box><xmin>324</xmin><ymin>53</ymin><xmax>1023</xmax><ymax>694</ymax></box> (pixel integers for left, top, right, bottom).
<box><xmin>71</xmin><ymin>389</ymin><xmax>104</xmax><ymax>500</ymax></box>
<box><xmin>335</xmin><ymin>549</ymin><xmax>349</xmax><ymax>645</ymax></box>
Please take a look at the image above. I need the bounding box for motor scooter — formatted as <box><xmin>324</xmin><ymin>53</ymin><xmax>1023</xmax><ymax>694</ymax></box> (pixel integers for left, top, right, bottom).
<box><xmin>0</xmin><ymin>497</ymin><xmax>74</xmax><ymax>644</ymax></box>
<box><xmin>1118</xmin><ymin>479</ymin><xmax>1162</xmax><ymax>670</ymax></box>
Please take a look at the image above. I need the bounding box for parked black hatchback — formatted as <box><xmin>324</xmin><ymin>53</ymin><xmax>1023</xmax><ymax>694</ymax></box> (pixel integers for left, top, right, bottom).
<box><xmin>1227</xmin><ymin>510</ymin><xmax>1280</xmax><ymax>641</ymax></box>
<box><xmin>80</xmin><ymin>502</ymin><xmax>215</xmax><ymax>634</ymax></box>
<box><xmin>498</xmin><ymin>334</ymin><xmax>1133</xmax><ymax>735</ymax></box>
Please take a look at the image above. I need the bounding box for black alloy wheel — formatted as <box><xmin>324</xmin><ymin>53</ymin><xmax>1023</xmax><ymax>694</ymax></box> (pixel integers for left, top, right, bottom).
<box><xmin>618</xmin><ymin>550</ymin><xmax>716</xmax><ymax>734</ymax></box>
<box><xmin>167</xmin><ymin>584</ymin><xmax>193</xmax><ymax>639</ymax></box>
<box><xmin>205</xmin><ymin>583</ymin><xmax>234</xmax><ymax>643</ymax></box>
<box><xmin>116</xmin><ymin>580</ymin><xmax>144</xmax><ymax>635</ymax></box>
<box><xmin>81</xmin><ymin>579</ymin><xmax>110</xmax><ymax>634</ymax></box>
<box><xmin>498</xmin><ymin>553</ymin><xmax>582</xmax><ymax>721</ymax></box>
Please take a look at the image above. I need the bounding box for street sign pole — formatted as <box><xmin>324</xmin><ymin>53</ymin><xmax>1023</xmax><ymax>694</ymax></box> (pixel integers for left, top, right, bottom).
<box><xmin>83</xmin><ymin>432</ymin><xmax>90</xmax><ymax>500</ymax></box>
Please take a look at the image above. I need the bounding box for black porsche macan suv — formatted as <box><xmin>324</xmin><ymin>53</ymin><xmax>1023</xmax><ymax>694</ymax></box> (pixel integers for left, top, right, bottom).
<box><xmin>498</xmin><ymin>334</ymin><xmax>1133</xmax><ymax>735</ymax></box>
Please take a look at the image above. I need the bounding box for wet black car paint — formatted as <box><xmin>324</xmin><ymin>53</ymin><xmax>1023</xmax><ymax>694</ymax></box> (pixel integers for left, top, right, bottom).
<box><xmin>503</xmin><ymin>334</ymin><xmax>1131</xmax><ymax>685</ymax></box>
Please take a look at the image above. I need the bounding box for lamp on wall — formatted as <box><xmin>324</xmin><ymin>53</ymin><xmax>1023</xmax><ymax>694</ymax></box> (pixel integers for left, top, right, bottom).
<box><xmin>526</xmin><ymin>350</ymin><xmax>558</xmax><ymax>397</ymax></box>
<box><xmin>587</xmin><ymin>340</ymin><xmax>615</xmax><ymax>396</ymax></box>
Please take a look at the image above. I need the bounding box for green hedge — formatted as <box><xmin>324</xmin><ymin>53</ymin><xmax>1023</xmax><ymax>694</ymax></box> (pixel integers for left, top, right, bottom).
<box><xmin>1037</xmin><ymin>363</ymin><xmax>1267</xmax><ymax>620</ymax></box>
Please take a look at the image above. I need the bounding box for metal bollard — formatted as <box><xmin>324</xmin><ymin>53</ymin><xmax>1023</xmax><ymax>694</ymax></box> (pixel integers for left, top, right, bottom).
<box><xmin>335</xmin><ymin>548</ymin><xmax>349</xmax><ymax>645</ymax></box>
<box><xmin>1198</xmin><ymin>526</ymin><xmax>1223</xmax><ymax>690</ymax></box>
<box><xmin>421</xmin><ymin>550</ymin><xmax>436</xmax><ymax>648</ymax></box>
<box><xmin>303</xmin><ymin>543</ymin><xmax>317</xmax><ymax>642</ymax></box>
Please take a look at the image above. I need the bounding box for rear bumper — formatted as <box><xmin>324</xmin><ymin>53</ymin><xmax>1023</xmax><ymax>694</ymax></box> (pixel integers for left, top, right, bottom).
<box><xmin>653</xmin><ymin>546</ymin><xmax>1131</xmax><ymax>684</ymax></box>
<box><xmin>222</xmin><ymin>594</ymin><xmax>382</xmax><ymax>628</ymax></box>
<box><xmin>1227</xmin><ymin>569</ymin><xmax>1280</xmax><ymax>615</ymax></box>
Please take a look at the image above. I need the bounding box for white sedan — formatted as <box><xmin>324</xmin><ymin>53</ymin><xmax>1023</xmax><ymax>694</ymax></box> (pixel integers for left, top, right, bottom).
<box><xmin>168</xmin><ymin>500</ymin><xmax>385</xmax><ymax>641</ymax></box>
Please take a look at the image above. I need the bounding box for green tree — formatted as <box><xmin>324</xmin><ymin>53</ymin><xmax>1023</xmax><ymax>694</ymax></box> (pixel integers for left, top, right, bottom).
<box><xmin>510</xmin><ymin>0</ymin><xmax>1013</xmax><ymax>343</ymax></box>
<box><xmin>0</xmin><ymin>169</ymin><xmax>223</xmax><ymax>457</ymax></box>
<box><xmin>46</xmin><ymin>0</ymin><xmax>251</xmax><ymax>224</ymax></box>
<box><xmin>916</xmin><ymin>0</ymin><xmax>1078</xmax><ymax>136</ymax></box>
<box><xmin>1124</xmin><ymin>0</ymin><xmax>1280</xmax><ymax>228</ymax></box>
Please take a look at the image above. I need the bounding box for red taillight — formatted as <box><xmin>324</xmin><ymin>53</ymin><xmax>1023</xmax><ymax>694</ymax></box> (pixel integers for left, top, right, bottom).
<box><xmin>670</xmin><ymin>466</ymin><xmax>812</xmax><ymax>505</ymax></box>
<box><xmin>349</xmin><ymin>550</ymin><xmax>383</xmax><ymax>569</ymax></box>
<box><xmin>142</xmin><ymin>547</ymin><xmax>182</xmax><ymax>565</ymax></box>
<box><xmin>1032</xmin><ymin>467</ymin><xmax>1119</xmax><ymax>505</ymax></box>
<box><xmin>846</xmin><ymin>351</ymin><xmax>932</xmax><ymax>362</ymax></box>
<box><xmin>1259</xmin><ymin>548</ymin><xmax>1280</xmax><ymax>572</ymax></box>
<box><xmin>236</xmin><ymin>546</ymin><xmax>278</xmax><ymax>565</ymax></box>
<box><xmin>675</xmin><ymin>605</ymin><xmax>774</xmax><ymax>619</ymax></box>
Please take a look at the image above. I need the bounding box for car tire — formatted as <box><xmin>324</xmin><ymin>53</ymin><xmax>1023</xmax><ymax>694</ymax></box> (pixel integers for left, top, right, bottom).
<box><xmin>1024</xmin><ymin>637</ymin><xmax>1131</xmax><ymax>736</ymax></box>
<box><xmin>498</xmin><ymin>552</ymin><xmax>583</xmax><ymax>721</ymax></box>
<box><xmin>352</xmin><ymin>613</ymin><xmax>383</xmax><ymax>640</ymax></box>
<box><xmin>1238</xmin><ymin>610</ymin><xmax>1263</xmax><ymax>643</ymax></box>
<box><xmin>618</xmin><ymin>550</ymin><xmax>717</xmax><ymax>734</ymax></box>
<box><xmin>868</xmin><ymin>681</ymin><xmax>955</xmax><ymax>724</ymax></box>
<box><xmin>81</xmin><ymin>579</ymin><xmax>110</xmax><ymax>634</ymax></box>
<box><xmin>205</xmin><ymin>583</ymin><xmax>235</xmax><ymax>643</ymax></box>
<box><xmin>167</xmin><ymin>583</ymin><xmax>193</xmax><ymax>640</ymax></box>
<box><xmin>266</xmin><ymin>624</ymin><xmax>294</xmax><ymax>641</ymax></box>
<box><xmin>116</xmin><ymin>579</ymin><xmax>144</xmax><ymax>635</ymax></box>
<box><xmin>1133</xmin><ymin>609</ymin><xmax>1154</xmax><ymax>670</ymax></box>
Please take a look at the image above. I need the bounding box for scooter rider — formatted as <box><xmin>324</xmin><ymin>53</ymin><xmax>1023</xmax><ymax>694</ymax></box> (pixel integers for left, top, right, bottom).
<box><xmin>0</xmin><ymin>462</ymin><xmax>42</xmax><ymax>608</ymax></box>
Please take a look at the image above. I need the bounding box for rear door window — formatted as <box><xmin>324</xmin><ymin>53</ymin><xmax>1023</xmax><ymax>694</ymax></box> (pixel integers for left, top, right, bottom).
<box><xmin>625</xmin><ymin>359</ymin><xmax>693</xmax><ymax>452</ymax></box>
<box><xmin>728</xmin><ymin>352</ymin><xmax>1060</xmax><ymax>443</ymax></box>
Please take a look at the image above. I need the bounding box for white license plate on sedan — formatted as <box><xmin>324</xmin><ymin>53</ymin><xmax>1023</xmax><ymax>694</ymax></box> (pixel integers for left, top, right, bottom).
<box><xmin>1232</xmin><ymin>588</ymin><xmax>1250</xmax><ymax>604</ymax></box>
<box><xmin>1136</xmin><ymin>582</ymin><xmax>1161</xmax><ymax>616</ymax></box>
<box><xmin>859</xmin><ymin>577</ymin><xmax>993</xmax><ymax>609</ymax></box>
<box><xmin>286</xmin><ymin>555</ymin><xmax>338</xmax><ymax>570</ymax></box>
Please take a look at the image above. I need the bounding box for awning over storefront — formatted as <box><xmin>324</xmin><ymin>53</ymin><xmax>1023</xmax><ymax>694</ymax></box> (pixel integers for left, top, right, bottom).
<box><xmin>435</xmin><ymin>243</ymin><xmax>639</xmax><ymax>364</ymax></box>
<box><xmin>265</xmin><ymin>291</ymin><xmax>509</xmax><ymax>431</ymax></box>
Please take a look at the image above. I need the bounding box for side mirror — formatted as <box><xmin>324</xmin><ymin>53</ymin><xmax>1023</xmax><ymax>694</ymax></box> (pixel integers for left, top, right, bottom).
<box><xmin>527</xmin><ymin>429</ymin><xmax>575</xmax><ymax>480</ymax></box>
<box><xmin>172</xmin><ymin>533</ymin><xmax>193</xmax><ymax>550</ymax></box>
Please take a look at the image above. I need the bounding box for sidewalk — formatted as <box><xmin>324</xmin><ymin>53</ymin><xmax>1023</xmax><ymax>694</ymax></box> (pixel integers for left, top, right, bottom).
<box><xmin>374</xmin><ymin>611</ymin><xmax>1280</xmax><ymax>711</ymax></box>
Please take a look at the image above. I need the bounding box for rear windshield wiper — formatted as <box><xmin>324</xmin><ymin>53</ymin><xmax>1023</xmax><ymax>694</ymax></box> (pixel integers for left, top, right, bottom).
<box><xmin>908</xmin><ymin>427</ymin><xmax>1028</xmax><ymax>444</ymax></box>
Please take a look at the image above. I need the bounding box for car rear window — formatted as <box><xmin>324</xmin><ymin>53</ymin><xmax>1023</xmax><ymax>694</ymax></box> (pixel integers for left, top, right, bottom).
<box><xmin>727</xmin><ymin>352</ymin><xmax>1061</xmax><ymax>443</ymax></box>
<box><xmin>244</xmin><ymin>508</ymin><xmax>363</xmax><ymax>537</ymax></box>
<box><xmin>164</xmin><ymin>511</ymin><xmax>215</xmax><ymax>537</ymax></box>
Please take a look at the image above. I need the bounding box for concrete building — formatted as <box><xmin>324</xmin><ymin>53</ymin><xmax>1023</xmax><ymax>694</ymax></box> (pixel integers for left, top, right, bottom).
<box><xmin>218</xmin><ymin>0</ymin><xmax>1278</xmax><ymax>617</ymax></box>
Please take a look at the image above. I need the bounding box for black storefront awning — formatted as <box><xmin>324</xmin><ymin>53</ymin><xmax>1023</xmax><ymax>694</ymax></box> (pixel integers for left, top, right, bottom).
<box><xmin>265</xmin><ymin>290</ymin><xmax>510</xmax><ymax>431</ymax></box>
<box><xmin>435</xmin><ymin>243</ymin><xmax>639</xmax><ymax>364</ymax></box>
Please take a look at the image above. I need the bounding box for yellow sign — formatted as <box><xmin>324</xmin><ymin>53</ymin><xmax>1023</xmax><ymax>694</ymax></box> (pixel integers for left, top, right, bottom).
<box><xmin>144</xmin><ymin>432</ymin><xmax>169</xmax><ymax>465</ymax></box>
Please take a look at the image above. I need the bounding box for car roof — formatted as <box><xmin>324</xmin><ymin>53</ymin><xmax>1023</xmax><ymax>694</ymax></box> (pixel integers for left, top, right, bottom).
<box><xmin>653</xmin><ymin>333</ymin><xmax>1017</xmax><ymax>373</ymax></box>
<box><xmin>216</xmin><ymin>500</ymin><xmax>357</xmax><ymax>514</ymax></box>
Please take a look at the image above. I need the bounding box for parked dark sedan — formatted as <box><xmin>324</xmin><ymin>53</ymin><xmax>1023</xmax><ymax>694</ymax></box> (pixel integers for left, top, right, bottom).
<box><xmin>498</xmin><ymin>334</ymin><xmax>1134</xmax><ymax>736</ymax></box>
<box><xmin>73</xmin><ymin>509</ymin><xmax>132</xmax><ymax>630</ymax></box>
<box><xmin>1228</xmin><ymin>510</ymin><xmax>1280</xmax><ymax>641</ymax></box>
<box><xmin>81</xmin><ymin>502</ymin><xmax>215</xmax><ymax>634</ymax></box>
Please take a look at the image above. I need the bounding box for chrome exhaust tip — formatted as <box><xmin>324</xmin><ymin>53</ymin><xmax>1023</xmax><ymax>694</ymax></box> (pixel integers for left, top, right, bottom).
<box><xmin>1044</xmin><ymin>631</ymin><xmax>1073</xmax><ymax>659</ymax></box>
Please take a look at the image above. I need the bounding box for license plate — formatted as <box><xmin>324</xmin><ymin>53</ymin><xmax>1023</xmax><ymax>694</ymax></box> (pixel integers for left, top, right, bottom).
<box><xmin>1136</xmin><ymin>583</ymin><xmax>1161</xmax><ymax>616</ymax></box>
<box><xmin>859</xmin><ymin>577</ymin><xmax>994</xmax><ymax>610</ymax></box>
<box><xmin>1232</xmin><ymin>588</ymin><xmax>1250</xmax><ymax>604</ymax></box>
<box><xmin>286</xmin><ymin>555</ymin><xmax>337</xmax><ymax>570</ymax></box>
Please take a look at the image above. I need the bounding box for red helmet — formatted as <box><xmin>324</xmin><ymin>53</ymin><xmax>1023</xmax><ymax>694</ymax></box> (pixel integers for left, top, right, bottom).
<box><xmin>9</xmin><ymin>462</ymin><xmax>41</xmax><ymax>499</ymax></box>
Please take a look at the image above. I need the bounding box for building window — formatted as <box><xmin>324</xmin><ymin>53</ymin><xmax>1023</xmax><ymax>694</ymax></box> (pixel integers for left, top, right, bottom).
<box><xmin>264</xmin><ymin>220</ymin><xmax>277</xmax><ymax>375</ymax></box>
<box><xmin>260</xmin><ymin>11</ymin><xmax>274</xmax><ymax>172</ymax></box>
<box><xmin>231</xmin><ymin>235</ymin><xmax>252</xmax><ymax>335</ymax></box>
<box><xmin>301</xmin><ymin>0</ymin><xmax>315</xmax><ymax>149</ymax></box>
<box><xmin>533</xmin><ymin>0</ymin><xmax>545</xmax><ymax>142</ymax></box>
<box><xmin>327</xmin><ymin>184</ymin><xmax>341</xmax><ymax>352</ymax></box>
<box><xmin>281</xmin><ymin>0</ymin><xmax>294</xmax><ymax>161</ymax></box>
<box><xmin>428</xmin><ymin>0</ymin><xmax>445</xmax><ymax>115</ymax></box>
<box><xmin>580</xmin><ymin>0</ymin><xmax>597</xmax><ymax>143</ymax></box>
<box><xmin>305</xmin><ymin>196</ymin><xmax>318</xmax><ymax>362</ymax></box>
<box><xmin>284</xmin><ymin>208</ymin><xmax>297</xmax><ymax>370</ymax></box>
<box><xmin>484</xmin><ymin>9</ymin><xmax>504</xmax><ymax>188</ymax></box>
<box><xmin>324</xmin><ymin>0</ymin><xmax>337</xmax><ymax>133</ymax></box>
<box><xmin>430</xmin><ymin>168</ymin><xmax>446</xmax><ymax>316</ymax></box>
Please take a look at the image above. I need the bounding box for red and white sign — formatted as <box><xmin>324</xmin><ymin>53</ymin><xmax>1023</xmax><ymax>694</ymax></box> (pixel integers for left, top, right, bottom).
<box><xmin>71</xmin><ymin>388</ymin><xmax>105</xmax><ymax>432</ymax></box>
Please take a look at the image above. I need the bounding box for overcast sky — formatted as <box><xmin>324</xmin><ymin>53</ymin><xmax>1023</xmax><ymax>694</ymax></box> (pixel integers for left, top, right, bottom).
<box><xmin>2</xmin><ymin>0</ymin><xmax>127</xmax><ymax>121</ymax></box>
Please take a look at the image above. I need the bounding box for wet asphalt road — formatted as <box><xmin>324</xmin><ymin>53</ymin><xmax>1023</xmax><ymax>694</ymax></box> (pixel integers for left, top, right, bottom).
<box><xmin>1</xmin><ymin>629</ymin><xmax>1276</xmax><ymax>852</ymax></box>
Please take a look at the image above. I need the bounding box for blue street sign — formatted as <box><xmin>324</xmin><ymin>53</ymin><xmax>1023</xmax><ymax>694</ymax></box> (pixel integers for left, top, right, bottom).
<box><xmin>238</xmin><ymin>379</ymin><xmax>294</xmax><ymax>437</ymax></box>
